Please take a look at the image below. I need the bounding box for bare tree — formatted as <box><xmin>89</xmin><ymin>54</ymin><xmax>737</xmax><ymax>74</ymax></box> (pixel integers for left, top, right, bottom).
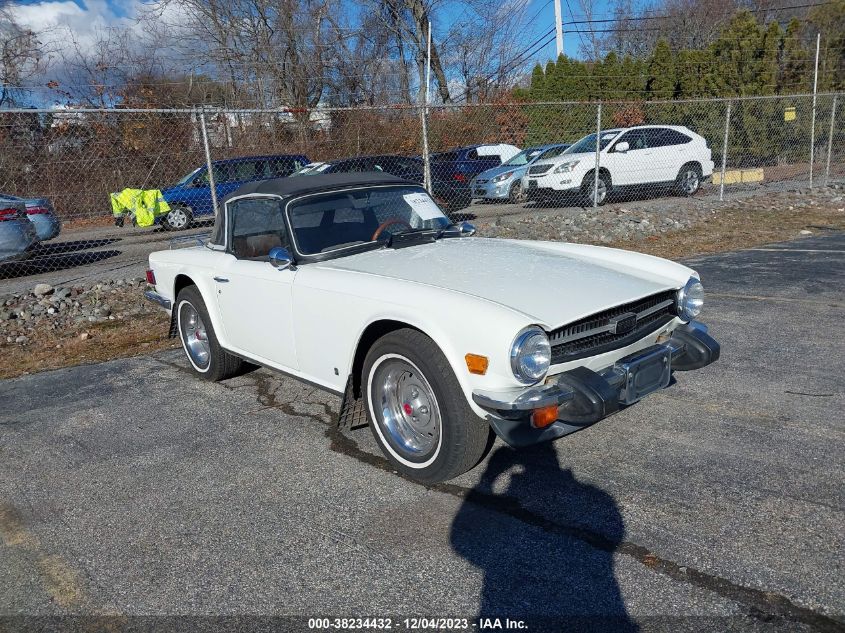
<box><xmin>0</xmin><ymin>6</ymin><xmax>49</xmax><ymax>107</ymax></box>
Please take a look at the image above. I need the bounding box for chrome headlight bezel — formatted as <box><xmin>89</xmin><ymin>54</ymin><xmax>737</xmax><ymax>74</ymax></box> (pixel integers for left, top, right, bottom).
<box><xmin>677</xmin><ymin>276</ymin><xmax>704</xmax><ymax>321</ymax></box>
<box><xmin>510</xmin><ymin>326</ymin><xmax>551</xmax><ymax>385</ymax></box>
<box><xmin>553</xmin><ymin>160</ymin><xmax>580</xmax><ymax>174</ymax></box>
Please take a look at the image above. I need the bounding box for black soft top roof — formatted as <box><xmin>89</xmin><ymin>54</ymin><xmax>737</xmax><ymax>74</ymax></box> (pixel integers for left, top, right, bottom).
<box><xmin>211</xmin><ymin>172</ymin><xmax>420</xmax><ymax>247</ymax></box>
<box><xmin>225</xmin><ymin>172</ymin><xmax>416</xmax><ymax>202</ymax></box>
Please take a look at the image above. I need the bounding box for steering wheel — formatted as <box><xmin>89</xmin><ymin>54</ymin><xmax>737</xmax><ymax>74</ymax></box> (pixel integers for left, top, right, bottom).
<box><xmin>371</xmin><ymin>218</ymin><xmax>413</xmax><ymax>241</ymax></box>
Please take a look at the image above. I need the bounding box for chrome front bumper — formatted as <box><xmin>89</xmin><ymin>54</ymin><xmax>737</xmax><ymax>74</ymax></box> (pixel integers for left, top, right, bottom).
<box><xmin>471</xmin><ymin>322</ymin><xmax>720</xmax><ymax>446</ymax></box>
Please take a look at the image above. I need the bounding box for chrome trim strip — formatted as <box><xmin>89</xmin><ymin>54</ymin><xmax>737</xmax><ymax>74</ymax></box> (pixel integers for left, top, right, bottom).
<box><xmin>636</xmin><ymin>298</ymin><xmax>674</xmax><ymax>319</ymax></box>
<box><xmin>472</xmin><ymin>383</ymin><xmax>575</xmax><ymax>411</ymax></box>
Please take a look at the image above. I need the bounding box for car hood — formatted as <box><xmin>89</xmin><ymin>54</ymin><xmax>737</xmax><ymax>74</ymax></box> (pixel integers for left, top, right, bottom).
<box><xmin>314</xmin><ymin>238</ymin><xmax>692</xmax><ymax>328</ymax></box>
<box><xmin>475</xmin><ymin>164</ymin><xmax>524</xmax><ymax>180</ymax></box>
<box><xmin>532</xmin><ymin>151</ymin><xmax>594</xmax><ymax>168</ymax></box>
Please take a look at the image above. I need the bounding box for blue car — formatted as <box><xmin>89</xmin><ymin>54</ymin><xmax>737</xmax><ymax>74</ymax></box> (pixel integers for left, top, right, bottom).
<box><xmin>0</xmin><ymin>199</ymin><xmax>38</xmax><ymax>263</ymax></box>
<box><xmin>159</xmin><ymin>154</ymin><xmax>309</xmax><ymax>230</ymax></box>
<box><xmin>470</xmin><ymin>143</ymin><xmax>571</xmax><ymax>204</ymax></box>
<box><xmin>0</xmin><ymin>193</ymin><xmax>61</xmax><ymax>241</ymax></box>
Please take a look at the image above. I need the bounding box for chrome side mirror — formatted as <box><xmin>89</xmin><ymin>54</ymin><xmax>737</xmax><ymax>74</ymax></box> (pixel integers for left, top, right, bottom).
<box><xmin>459</xmin><ymin>221</ymin><xmax>476</xmax><ymax>237</ymax></box>
<box><xmin>268</xmin><ymin>246</ymin><xmax>293</xmax><ymax>271</ymax></box>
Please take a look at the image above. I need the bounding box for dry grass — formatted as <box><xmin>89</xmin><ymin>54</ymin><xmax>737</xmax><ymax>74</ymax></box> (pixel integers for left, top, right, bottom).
<box><xmin>608</xmin><ymin>204</ymin><xmax>845</xmax><ymax>260</ymax></box>
<box><xmin>1</xmin><ymin>312</ymin><xmax>178</xmax><ymax>380</ymax></box>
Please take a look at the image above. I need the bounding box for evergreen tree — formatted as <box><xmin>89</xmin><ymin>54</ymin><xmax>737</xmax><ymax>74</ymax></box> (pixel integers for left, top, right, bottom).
<box><xmin>647</xmin><ymin>39</ymin><xmax>677</xmax><ymax>99</ymax></box>
<box><xmin>529</xmin><ymin>63</ymin><xmax>546</xmax><ymax>99</ymax></box>
<box><xmin>709</xmin><ymin>11</ymin><xmax>765</xmax><ymax>96</ymax></box>
<box><xmin>759</xmin><ymin>21</ymin><xmax>783</xmax><ymax>96</ymax></box>
<box><xmin>780</xmin><ymin>18</ymin><xmax>810</xmax><ymax>94</ymax></box>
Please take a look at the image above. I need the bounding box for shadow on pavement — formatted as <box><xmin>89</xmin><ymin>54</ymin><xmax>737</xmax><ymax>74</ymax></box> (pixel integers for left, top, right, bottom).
<box><xmin>0</xmin><ymin>249</ymin><xmax>122</xmax><ymax>280</ymax></box>
<box><xmin>30</xmin><ymin>237</ymin><xmax>121</xmax><ymax>256</ymax></box>
<box><xmin>450</xmin><ymin>443</ymin><xmax>637</xmax><ymax>632</ymax></box>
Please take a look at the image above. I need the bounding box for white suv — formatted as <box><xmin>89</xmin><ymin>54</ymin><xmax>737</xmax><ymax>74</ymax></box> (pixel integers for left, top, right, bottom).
<box><xmin>523</xmin><ymin>125</ymin><xmax>714</xmax><ymax>205</ymax></box>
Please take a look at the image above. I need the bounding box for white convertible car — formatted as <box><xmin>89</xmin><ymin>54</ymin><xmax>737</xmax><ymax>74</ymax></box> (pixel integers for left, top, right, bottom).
<box><xmin>145</xmin><ymin>173</ymin><xmax>719</xmax><ymax>483</ymax></box>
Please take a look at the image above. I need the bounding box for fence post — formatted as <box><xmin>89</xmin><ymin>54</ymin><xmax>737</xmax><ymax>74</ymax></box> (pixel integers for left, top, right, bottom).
<box><xmin>719</xmin><ymin>100</ymin><xmax>732</xmax><ymax>202</ymax></box>
<box><xmin>825</xmin><ymin>94</ymin><xmax>837</xmax><ymax>187</ymax></box>
<box><xmin>810</xmin><ymin>33</ymin><xmax>820</xmax><ymax>189</ymax></box>
<box><xmin>593</xmin><ymin>102</ymin><xmax>602</xmax><ymax>208</ymax></box>
<box><xmin>199</xmin><ymin>107</ymin><xmax>219</xmax><ymax>217</ymax></box>
<box><xmin>421</xmin><ymin>106</ymin><xmax>431</xmax><ymax>193</ymax></box>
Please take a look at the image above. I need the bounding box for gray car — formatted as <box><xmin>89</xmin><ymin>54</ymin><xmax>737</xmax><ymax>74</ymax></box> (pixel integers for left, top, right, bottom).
<box><xmin>0</xmin><ymin>199</ymin><xmax>38</xmax><ymax>263</ymax></box>
<box><xmin>470</xmin><ymin>143</ymin><xmax>571</xmax><ymax>203</ymax></box>
<box><xmin>0</xmin><ymin>193</ymin><xmax>61</xmax><ymax>241</ymax></box>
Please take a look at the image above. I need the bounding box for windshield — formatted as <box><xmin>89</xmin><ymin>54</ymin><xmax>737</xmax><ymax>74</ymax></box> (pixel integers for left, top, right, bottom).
<box><xmin>288</xmin><ymin>185</ymin><xmax>450</xmax><ymax>256</ymax></box>
<box><xmin>503</xmin><ymin>149</ymin><xmax>538</xmax><ymax>166</ymax></box>
<box><xmin>567</xmin><ymin>132</ymin><xmax>619</xmax><ymax>155</ymax></box>
<box><xmin>536</xmin><ymin>145</ymin><xmax>569</xmax><ymax>161</ymax></box>
<box><xmin>174</xmin><ymin>167</ymin><xmax>202</xmax><ymax>187</ymax></box>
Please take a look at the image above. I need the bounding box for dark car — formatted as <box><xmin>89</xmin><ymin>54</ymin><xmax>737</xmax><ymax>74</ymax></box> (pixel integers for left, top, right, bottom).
<box><xmin>159</xmin><ymin>154</ymin><xmax>309</xmax><ymax>230</ymax></box>
<box><xmin>426</xmin><ymin>144</ymin><xmax>522</xmax><ymax>210</ymax></box>
<box><xmin>293</xmin><ymin>154</ymin><xmax>478</xmax><ymax>213</ymax></box>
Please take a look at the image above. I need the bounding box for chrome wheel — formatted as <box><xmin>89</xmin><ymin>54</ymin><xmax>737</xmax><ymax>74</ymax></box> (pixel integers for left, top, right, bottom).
<box><xmin>509</xmin><ymin>181</ymin><xmax>526</xmax><ymax>203</ymax></box>
<box><xmin>165</xmin><ymin>207</ymin><xmax>189</xmax><ymax>230</ymax></box>
<box><xmin>179</xmin><ymin>301</ymin><xmax>210</xmax><ymax>369</ymax></box>
<box><xmin>371</xmin><ymin>356</ymin><xmax>441</xmax><ymax>459</ymax></box>
<box><xmin>681</xmin><ymin>169</ymin><xmax>700</xmax><ymax>194</ymax></box>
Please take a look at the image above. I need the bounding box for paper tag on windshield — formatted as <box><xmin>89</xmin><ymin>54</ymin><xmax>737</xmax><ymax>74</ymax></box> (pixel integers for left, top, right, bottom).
<box><xmin>403</xmin><ymin>193</ymin><xmax>442</xmax><ymax>220</ymax></box>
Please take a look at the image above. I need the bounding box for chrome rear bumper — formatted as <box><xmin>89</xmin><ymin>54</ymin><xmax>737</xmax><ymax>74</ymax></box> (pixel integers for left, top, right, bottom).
<box><xmin>144</xmin><ymin>290</ymin><xmax>172</xmax><ymax>310</ymax></box>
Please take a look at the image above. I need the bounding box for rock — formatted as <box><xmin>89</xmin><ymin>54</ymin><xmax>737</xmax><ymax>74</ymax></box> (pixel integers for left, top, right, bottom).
<box><xmin>54</xmin><ymin>287</ymin><xmax>71</xmax><ymax>299</ymax></box>
<box><xmin>15</xmin><ymin>335</ymin><xmax>28</xmax><ymax>344</ymax></box>
<box><xmin>799</xmin><ymin>229</ymin><xmax>813</xmax><ymax>235</ymax></box>
<box><xmin>33</xmin><ymin>283</ymin><xmax>54</xmax><ymax>297</ymax></box>
<box><xmin>79</xmin><ymin>332</ymin><xmax>90</xmax><ymax>341</ymax></box>
<box><xmin>0</xmin><ymin>311</ymin><xmax>9</xmax><ymax>321</ymax></box>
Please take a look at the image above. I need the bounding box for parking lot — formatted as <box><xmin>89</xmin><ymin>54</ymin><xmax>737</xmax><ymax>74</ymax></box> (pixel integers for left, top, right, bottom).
<box><xmin>1</xmin><ymin>233</ymin><xmax>843</xmax><ymax>631</ymax></box>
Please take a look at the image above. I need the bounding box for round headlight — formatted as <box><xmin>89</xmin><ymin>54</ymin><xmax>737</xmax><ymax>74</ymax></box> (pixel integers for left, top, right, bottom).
<box><xmin>510</xmin><ymin>327</ymin><xmax>551</xmax><ymax>384</ymax></box>
<box><xmin>677</xmin><ymin>277</ymin><xmax>704</xmax><ymax>321</ymax></box>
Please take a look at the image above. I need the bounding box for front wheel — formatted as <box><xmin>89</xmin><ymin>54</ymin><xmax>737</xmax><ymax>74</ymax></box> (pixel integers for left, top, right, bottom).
<box><xmin>362</xmin><ymin>328</ymin><xmax>493</xmax><ymax>483</ymax></box>
<box><xmin>508</xmin><ymin>180</ymin><xmax>527</xmax><ymax>204</ymax></box>
<box><xmin>176</xmin><ymin>286</ymin><xmax>244</xmax><ymax>381</ymax></box>
<box><xmin>582</xmin><ymin>172</ymin><xmax>609</xmax><ymax>206</ymax></box>
<box><xmin>162</xmin><ymin>205</ymin><xmax>193</xmax><ymax>231</ymax></box>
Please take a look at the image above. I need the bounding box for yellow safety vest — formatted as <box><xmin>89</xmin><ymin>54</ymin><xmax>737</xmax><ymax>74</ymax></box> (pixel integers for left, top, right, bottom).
<box><xmin>110</xmin><ymin>189</ymin><xmax>171</xmax><ymax>228</ymax></box>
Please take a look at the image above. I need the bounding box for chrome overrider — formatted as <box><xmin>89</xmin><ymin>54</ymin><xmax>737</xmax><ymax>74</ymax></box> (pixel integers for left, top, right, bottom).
<box><xmin>472</xmin><ymin>321</ymin><xmax>720</xmax><ymax>447</ymax></box>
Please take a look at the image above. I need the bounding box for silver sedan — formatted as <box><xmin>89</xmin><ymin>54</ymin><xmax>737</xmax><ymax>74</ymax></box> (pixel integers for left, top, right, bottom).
<box><xmin>470</xmin><ymin>143</ymin><xmax>571</xmax><ymax>203</ymax></box>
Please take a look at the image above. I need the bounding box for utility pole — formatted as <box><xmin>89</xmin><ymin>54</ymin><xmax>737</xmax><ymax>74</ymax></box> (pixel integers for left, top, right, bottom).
<box><xmin>554</xmin><ymin>0</ymin><xmax>564</xmax><ymax>58</ymax></box>
<box><xmin>809</xmin><ymin>32</ymin><xmax>820</xmax><ymax>188</ymax></box>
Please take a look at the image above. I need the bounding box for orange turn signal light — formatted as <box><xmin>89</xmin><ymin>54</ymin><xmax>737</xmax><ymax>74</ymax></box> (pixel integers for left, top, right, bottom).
<box><xmin>531</xmin><ymin>405</ymin><xmax>559</xmax><ymax>429</ymax></box>
<box><xmin>465</xmin><ymin>353</ymin><xmax>489</xmax><ymax>375</ymax></box>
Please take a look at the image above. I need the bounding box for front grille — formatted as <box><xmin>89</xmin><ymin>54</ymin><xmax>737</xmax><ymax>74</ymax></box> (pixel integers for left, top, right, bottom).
<box><xmin>549</xmin><ymin>290</ymin><xmax>677</xmax><ymax>364</ymax></box>
<box><xmin>528</xmin><ymin>164</ymin><xmax>553</xmax><ymax>176</ymax></box>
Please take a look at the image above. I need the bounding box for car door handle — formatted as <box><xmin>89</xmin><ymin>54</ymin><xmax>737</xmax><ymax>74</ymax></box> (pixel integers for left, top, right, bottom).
<box><xmin>213</xmin><ymin>276</ymin><xmax>229</xmax><ymax>283</ymax></box>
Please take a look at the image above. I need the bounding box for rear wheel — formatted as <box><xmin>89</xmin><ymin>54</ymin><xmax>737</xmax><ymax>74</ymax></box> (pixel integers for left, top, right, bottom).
<box><xmin>582</xmin><ymin>172</ymin><xmax>609</xmax><ymax>206</ymax></box>
<box><xmin>675</xmin><ymin>164</ymin><xmax>702</xmax><ymax>196</ymax></box>
<box><xmin>162</xmin><ymin>205</ymin><xmax>193</xmax><ymax>231</ymax></box>
<box><xmin>362</xmin><ymin>328</ymin><xmax>493</xmax><ymax>483</ymax></box>
<box><xmin>176</xmin><ymin>286</ymin><xmax>243</xmax><ymax>381</ymax></box>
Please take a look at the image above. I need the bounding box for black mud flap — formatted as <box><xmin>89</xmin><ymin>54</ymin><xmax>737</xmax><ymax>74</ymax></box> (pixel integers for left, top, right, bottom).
<box><xmin>337</xmin><ymin>374</ymin><xmax>369</xmax><ymax>431</ymax></box>
<box><xmin>168</xmin><ymin>311</ymin><xmax>178</xmax><ymax>338</ymax></box>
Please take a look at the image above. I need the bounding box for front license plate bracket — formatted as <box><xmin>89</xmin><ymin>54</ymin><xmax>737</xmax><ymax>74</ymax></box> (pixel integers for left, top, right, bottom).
<box><xmin>614</xmin><ymin>344</ymin><xmax>672</xmax><ymax>405</ymax></box>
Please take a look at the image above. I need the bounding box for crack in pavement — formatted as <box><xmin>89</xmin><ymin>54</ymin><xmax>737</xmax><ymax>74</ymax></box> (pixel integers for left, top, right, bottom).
<box><xmin>150</xmin><ymin>353</ymin><xmax>845</xmax><ymax>632</ymax></box>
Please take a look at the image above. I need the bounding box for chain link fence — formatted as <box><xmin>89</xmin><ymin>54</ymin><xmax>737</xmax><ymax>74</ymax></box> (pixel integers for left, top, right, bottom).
<box><xmin>0</xmin><ymin>93</ymin><xmax>842</xmax><ymax>284</ymax></box>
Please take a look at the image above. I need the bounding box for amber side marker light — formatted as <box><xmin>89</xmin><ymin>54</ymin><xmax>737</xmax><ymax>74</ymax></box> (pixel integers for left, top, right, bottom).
<box><xmin>531</xmin><ymin>405</ymin><xmax>559</xmax><ymax>429</ymax></box>
<box><xmin>465</xmin><ymin>354</ymin><xmax>489</xmax><ymax>375</ymax></box>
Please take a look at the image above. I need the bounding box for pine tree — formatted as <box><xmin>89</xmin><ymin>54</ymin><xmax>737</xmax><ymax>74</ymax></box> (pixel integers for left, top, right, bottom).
<box><xmin>647</xmin><ymin>39</ymin><xmax>677</xmax><ymax>99</ymax></box>
<box><xmin>529</xmin><ymin>63</ymin><xmax>546</xmax><ymax>100</ymax></box>
<box><xmin>710</xmin><ymin>11</ymin><xmax>765</xmax><ymax>97</ymax></box>
<box><xmin>759</xmin><ymin>21</ymin><xmax>783</xmax><ymax>96</ymax></box>
<box><xmin>780</xmin><ymin>18</ymin><xmax>810</xmax><ymax>94</ymax></box>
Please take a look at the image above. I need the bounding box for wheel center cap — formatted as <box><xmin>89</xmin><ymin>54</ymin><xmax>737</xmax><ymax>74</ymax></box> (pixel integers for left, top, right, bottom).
<box><xmin>403</xmin><ymin>403</ymin><xmax>413</xmax><ymax>416</ymax></box>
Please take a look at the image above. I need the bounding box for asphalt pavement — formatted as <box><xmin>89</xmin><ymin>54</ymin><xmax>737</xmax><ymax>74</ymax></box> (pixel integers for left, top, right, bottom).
<box><xmin>0</xmin><ymin>233</ymin><xmax>843</xmax><ymax>632</ymax></box>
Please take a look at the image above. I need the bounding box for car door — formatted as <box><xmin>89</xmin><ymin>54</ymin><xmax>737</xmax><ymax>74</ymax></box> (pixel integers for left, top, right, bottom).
<box><xmin>213</xmin><ymin>196</ymin><xmax>298</xmax><ymax>370</ymax></box>
<box><xmin>641</xmin><ymin>128</ymin><xmax>681</xmax><ymax>183</ymax></box>
<box><xmin>604</xmin><ymin>130</ymin><xmax>649</xmax><ymax>186</ymax></box>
